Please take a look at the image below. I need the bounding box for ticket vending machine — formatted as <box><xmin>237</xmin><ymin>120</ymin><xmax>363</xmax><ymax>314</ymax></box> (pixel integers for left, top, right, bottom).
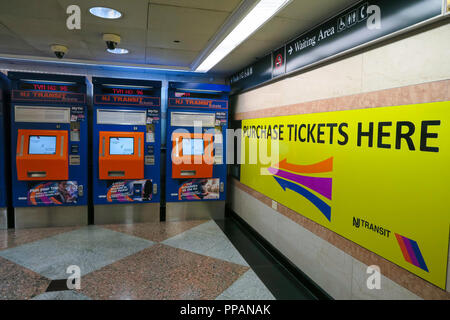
<box><xmin>166</xmin><ymin>82</ymin><xmax>230</xmax><ymax>221</ymax></box>
<box><xmin>8</xmin><ymin>72</ymin><xmax>88</xmax><ymax>228</ymax></box>
<box><xmin>92</xmin><ymin>77</ymin><xmax>162</xmax><ymax>224</ymax></box>
<box><xmin>0</xmin><ymin>75</ymin><xmax>10</xmax><ymax>229</ymax></box>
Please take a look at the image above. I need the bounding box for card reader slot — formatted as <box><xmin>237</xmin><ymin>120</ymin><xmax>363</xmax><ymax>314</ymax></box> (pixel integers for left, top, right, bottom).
<box><xmin>101</xmin><ymin>137</ymin><xmax>105</xmax><ymax>157</ymax></box>
<box><xmin>138</xmin><ymin>137</ymin><xmax>142</xmax><ymax>157</ymax></box>
<box><xmin>60</xmin><ymin>136</ymin><xmax>64</xmax><ymax>156</ymax></box>
<box><xmin>27</xmin><ymin>171</ymin><xmax>47</xmax><ymax>178</ymax></box>
<box><xmin>19</xmin><ymin>135</ymin><xmax>24</xmax><ymax>156</ymax></box>
<box><xmin>181</xmin><ymin>170</ymin><xmax>196</xmax><ymax>176</ymax></box>
<box><xmin>108</xmin><ymin>171</ymin><xmax>125</xmax><ymax>177</ymax></box>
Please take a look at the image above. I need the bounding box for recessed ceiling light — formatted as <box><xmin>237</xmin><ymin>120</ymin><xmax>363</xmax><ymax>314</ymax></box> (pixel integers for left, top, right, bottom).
<box><xmin>107</xmin><ymin>48</ymin><xmax>129</xmax><ymax>54</ymax></box>
<box><xmin>195</xmin><ymin>0</ymin><xmax>291</xmax><ymax>72</ymax></box>
<box><xmin>89</xmin><ymin>7</ymin><xmax>122</xmax><ymax>19</ymax></box>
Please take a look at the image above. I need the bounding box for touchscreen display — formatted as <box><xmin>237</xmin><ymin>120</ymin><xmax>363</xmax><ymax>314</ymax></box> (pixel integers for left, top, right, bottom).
<box><xmin>183</xmin><ymin>139</ymin><xmax>204</xmax><ymax>155</ymax></box>
<box><xmin>28</xmin><ymin>136</ymin><xmax>57</xmax><ymax>155</ymax></box>
<box><xmin>110</xmin><ymin>137</ymin><xmax>134</xmax><ymax>155</ymax></box>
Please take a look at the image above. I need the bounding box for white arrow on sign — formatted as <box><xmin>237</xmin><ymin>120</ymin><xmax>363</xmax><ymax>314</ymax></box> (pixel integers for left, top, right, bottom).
<box><xmin>288</xmin><ymin>46</ymin><xmax>293</xmax><ymax>55</ymax></box>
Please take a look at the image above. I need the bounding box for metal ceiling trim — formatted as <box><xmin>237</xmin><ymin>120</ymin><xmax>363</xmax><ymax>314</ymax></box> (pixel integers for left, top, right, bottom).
<box><xmin>0</xmin><ymin>53</ymin><xmax>195</xmax><ymax>73</ymax></box>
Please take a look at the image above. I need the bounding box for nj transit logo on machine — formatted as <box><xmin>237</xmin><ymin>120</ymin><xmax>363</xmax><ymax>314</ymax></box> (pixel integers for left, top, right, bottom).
<box><xmin>267</xmin><ymin>157</ymin><xmax>333</xmax><ymax>221</ymax></box>
<box><xmin>94</xmin><ymin>95</ymin><xmax>160</xmax><ymax>107</ymax></box>
<box><xmin>169</xmin><ymin>98</ymin><xmax>228</xmax><ymax>109</ymax></box>
<box><xmin>12</xmin><ymin>90</ymin><xmax>86</xmax><ymax>104</ymax></box>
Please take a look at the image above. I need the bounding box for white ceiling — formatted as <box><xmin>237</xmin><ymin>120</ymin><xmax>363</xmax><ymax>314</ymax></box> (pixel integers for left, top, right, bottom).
<box><xmin>0</xmin><ymin>0</ymin><xmax>359</xmax><ymax>76</ymax></box>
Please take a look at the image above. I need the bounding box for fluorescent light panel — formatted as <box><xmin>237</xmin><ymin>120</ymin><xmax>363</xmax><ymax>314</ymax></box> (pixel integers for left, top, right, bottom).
<box><xmin>195</xmin><ymin>0</ymin><xmax>291</xmax><ymax>73</ymax></box>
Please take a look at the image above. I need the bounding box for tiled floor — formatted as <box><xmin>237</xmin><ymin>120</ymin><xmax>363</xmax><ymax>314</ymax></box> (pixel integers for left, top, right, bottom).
<box><xmin>0</xmin><ymin>219</ymin><xmax>276</xmax><ymax>300</ymax></box>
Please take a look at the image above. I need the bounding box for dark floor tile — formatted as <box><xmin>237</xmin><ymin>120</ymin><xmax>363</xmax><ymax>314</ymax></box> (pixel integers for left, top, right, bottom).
<box><xmin>80</xmin><ymin>244</ymin><xmax>249</xmax><ymax>300</ymax></box>
<box><xmin>0</xmin><ymin>256</ymin><xmax>50</xmax><ymax>300</ymax></box>
<box><xmin>0</xmin><ymin>226</ymin><xmax>81</xmax><ymax>251</ymax></box>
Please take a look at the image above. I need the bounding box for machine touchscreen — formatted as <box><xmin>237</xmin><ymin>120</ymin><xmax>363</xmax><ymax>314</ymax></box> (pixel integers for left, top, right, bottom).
<box><xmin>109</xmin><ymin>137</ymin><xmax>134</xmax><ymax>155</ymax></box>
<box><xmin>182</xmin><ymin>139</ymin><xmax>204</xmax><ymax>156</ymax></box>
<box><xmin>28</xmin><ymin>136</ymin><xmax>57</xmax><ymax>155</ymax></box>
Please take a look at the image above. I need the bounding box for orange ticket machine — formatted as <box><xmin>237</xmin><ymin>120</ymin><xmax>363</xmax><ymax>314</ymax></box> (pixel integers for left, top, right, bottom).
<box><xmin>171</xmin><ymin>132</ymin><xmax>214</xmax><ymax>179</ymax></box>
<box><xmin>98</xmin><ymin>131</ymin><xmax>144</xmax><ymax>180</ymax></box>
<box><xmin>92</xmin><ymin>77</ymin><xmax>162</xmax><ymax>225</ymax></box>
<box><xmin>166</xmin><ymin>82</ymin><xmax>230</xmax><ymax>221</ymax></box>
<box><xmin>16</xmin><ymin>129</ymin><xmax>69</xmax><ymax>181</ymax></box>
<box><xmin>8</xmin><ymin>72</ymin><xmax>89</xmax><ymax>229</ymax></box>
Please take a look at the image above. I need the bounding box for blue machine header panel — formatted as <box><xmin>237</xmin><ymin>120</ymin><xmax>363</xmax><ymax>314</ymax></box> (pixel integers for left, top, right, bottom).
<box><xmin>168</xmin><ymin>82</ymin><xmax>229</xmax><ymax>110</ymax></box>
<box><xmin>9</xmin><ymin>72</ymin><xmax>87</xmax><ymax>105</ymax></box>
<box><xmin>93</xmin><ymin>77</ymin><xmax>161</xmax><ymax>107</ymax></box>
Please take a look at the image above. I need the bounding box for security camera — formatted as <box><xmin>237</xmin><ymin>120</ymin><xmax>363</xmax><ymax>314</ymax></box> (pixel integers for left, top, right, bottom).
<box><xmin>50</xmin><ymin>45</ymin><xmax>68</xmax><ymax>59</ymax></box>
<box><xmin>103</xmin><ymin>33</ymin><xmax>121</xmax><ymax>50</ymax></box>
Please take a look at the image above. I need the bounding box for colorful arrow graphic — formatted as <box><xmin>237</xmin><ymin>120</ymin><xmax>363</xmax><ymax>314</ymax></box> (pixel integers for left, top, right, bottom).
<box><xmin>395</xmin><ymin>233</ymin><xmax>429</xmax><ymax>272</ymax></box>
<box><xmin>269</xmin><ymin>157</ymin><xmax>333</xmax><ymax>221</ymax></box>
<box><xmin>273</xmin><ymin>176</ymin><xmax>331</xmax><ymax>221</ymax></box>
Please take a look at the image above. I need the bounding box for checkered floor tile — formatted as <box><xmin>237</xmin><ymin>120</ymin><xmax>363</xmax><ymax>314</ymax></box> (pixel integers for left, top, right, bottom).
<box><xmin>0</xmin><ymin>220</ymin><xmax>275</xmax><ymax>300</ymax></box>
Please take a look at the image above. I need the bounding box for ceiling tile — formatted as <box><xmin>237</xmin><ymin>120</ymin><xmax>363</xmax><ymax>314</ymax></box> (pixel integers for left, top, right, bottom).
<box><xmin>148</xmin><ymin>0</ymin><xmax>242</xmax><ymax>12</ymax></box>
<box><xmin>277</xmin><ymin>0</ymin><xmax>359</xmax><ymax>21</ymax></box>
<box><xmin>0</xmin><ymin>16</ymin><xmax>85</xmax><ymax>50</ymax></box>
<box><xmin>148</xmin><ymin>4</ymin><xmax>230</xmax><ymax>36</ymax></box>
<box><xmin>145</xmin><ymin>47</ymin><xmax>199</xmax><ymax>67</ymax></box>
<box><xmin>250</xmin><ymin>16</ymin><xmax>312</xmax><ymax>44</ymax></box>
<box><xmin>147</xmin><ymin>30</ymin><xmax>210</xmax><ymax>51</ymax></box>
<box><xmin>0</xmin><ymin>24</ymin><xmax>42</xmax><ymax>55</ymax></box>
<box><xmin>1</xmin><ymin>0</ymin><xmax>65</xmax><ymax>20</ymax></box>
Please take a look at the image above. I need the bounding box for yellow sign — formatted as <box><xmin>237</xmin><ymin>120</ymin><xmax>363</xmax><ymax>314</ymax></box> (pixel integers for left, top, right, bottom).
<box><xmin>241</xmin><ymin>101</ymin><xmax>450</xmax><ymax>289</ymax></box>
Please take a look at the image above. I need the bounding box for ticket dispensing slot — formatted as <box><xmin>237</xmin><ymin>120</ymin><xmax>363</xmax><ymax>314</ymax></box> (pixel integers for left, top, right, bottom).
<box><xmin>172</xmin><ymin>133</ymin><xmax>214</xmax><ymax>179</ymax></box>
<box><xmin>99</xmin><ymin>131</ymin><xmax>144</xmax><ymax>180</ymax></box>
<box><xmin>16</xmin><ymin>129</ymin><xmax>69</xmax><ymax>181</ymax></box>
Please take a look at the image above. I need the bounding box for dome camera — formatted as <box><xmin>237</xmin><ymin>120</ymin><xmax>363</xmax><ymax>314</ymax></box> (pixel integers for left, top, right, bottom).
<box><xmin>50</xmin><ymin>45</ymin><xmax>68</xmax><ymax>59</ymax></box>
<box><xmin>103</xmin><ymin>33</ymin><xmax>121</xmax><ymax>50</ymax></box>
